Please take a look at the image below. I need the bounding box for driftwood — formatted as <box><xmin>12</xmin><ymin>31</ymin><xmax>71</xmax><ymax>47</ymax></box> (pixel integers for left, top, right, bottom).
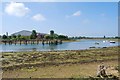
<box><xmin>97</xmin><ymin>63</ymin><xmax>107</xmax><ymax>78</ymax></box>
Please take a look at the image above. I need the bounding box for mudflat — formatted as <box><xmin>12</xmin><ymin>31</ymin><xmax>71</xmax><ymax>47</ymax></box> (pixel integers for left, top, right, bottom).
<box><xmin>1</xmin><ymin>46</ymin><xmax>119</xmax><ymax>78</ymax></box>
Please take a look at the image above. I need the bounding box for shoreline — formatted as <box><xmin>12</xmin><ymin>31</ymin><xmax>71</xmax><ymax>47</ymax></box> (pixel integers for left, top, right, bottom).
<box><xmin>2</xmin><ymin>46</ymin><xmax>119</xmax><ymax>78</ymax></box>
<box><xmin>2</xmin><ymin>46</ymin><xmax>119</xmax><ymax>68</ymax></box>
<box><xmin>1</xmin><ymin>46</ymin><xmax>119</xmax><ymax>53</ymax></box>
<box><xmin>0</xmin><ymin>38</ymin><xmax>119</xmax><ymax>44</ymax></box>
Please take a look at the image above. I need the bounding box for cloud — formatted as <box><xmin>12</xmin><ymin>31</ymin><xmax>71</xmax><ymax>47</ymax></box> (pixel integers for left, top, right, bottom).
<box><xmin>66</xmin><ymin>10</ymin><xmax>81</xmax><ymax>18</ymax></box>
<box><xmin>32</xmin><ymin>14</ymin><xmax>46</xmax><ymax>21</ymax></box>
<box><xmin>72</xmin><ymin>11</ymin><xmax>81</xmax><ymax>16</ymax></box>
<box><xmin>5</xmin><ymin>2</ymin><xmax>30</xmax><ymax>17</ymax></box>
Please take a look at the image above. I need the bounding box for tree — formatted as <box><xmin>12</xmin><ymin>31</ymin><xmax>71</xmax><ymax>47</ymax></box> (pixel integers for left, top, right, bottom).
<box><xmin>50</xmin><ymin>30</ymin><xmax>54</xmax><ymax>35</ymax></box>
<box><xmin>12</xmin><ymin>34</ymin><xmax>16</xmax><ymax>39</ymax></box>
<box><xmin>58</xmin><ymin>35</ymin><xmax>68</xmax><ymax>40</ymax></box>
<box><xmin>17</xmin><ymin>34</ymin><xmax>21</xmax><ymax>39</ymax></box>
<box><xmin>44</xmin><ymin>34</ymin><xmax>50</xmax><ymax>39</ymax></box>
<box><xmin>8</xmin><ymin>36</ymin><xmax>12</xmax><ymax>40</ymax></box>
<box><xmin>0</xmin><ymin>35</ymin><xmax>1</xmax><ymax>38</ymax></box>
<box><xmin>19</xmin><ymin>36</ymin><xmax>28</xmax><ymax>40</ymax></box>
<box><xmin>104</xmin><ymin>35</ymin><xmax>106</xmax><ymax>38</ymax></box>
<box><xmin>30</xmin><ymin>30</ymin><xmax>37</xmax><ymax>39</ymax></box>
<box><xmin>2</xmin><ymin>35</ymin><xmax>7</xmax><ymax>39</ymax></box>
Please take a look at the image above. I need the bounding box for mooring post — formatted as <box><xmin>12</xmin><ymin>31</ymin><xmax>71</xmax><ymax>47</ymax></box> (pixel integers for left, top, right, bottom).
<box><xmin>4</xmin><ymin>41</ymin><xmax>6</xmax><ymax>45</ymax></box>
<box><xmin>15</xmin><ymin>40</ymin><xmax>16</xmax><ymax>45</ymax></box>
<box><xmin>48</xmin><ymin>40</ymin><xmax>50</xmax><ymax>45</ymax></box>
<box><xmin>11</xmin><ymin>41</ymin><xmax>12</xmax><ymax>45</ymax></box>
<box><xmin>33</xmin><ymin>40</ymin><xmax>34</xmax><ymax>44</ymax></box>
<box><xmin>42</xmin><ymin>40</ymin><xmax>44</xmax><ymax>45</ymax></box>
<box><xmin>19</xmin><ymin>40</ymin><xmax>21</xmax><ymax>45</ymax></box>
<box><xmin>60</xmin><ymin>40</ymin><xmax>62</xmax><ymax>44</ymax></box>
<box><xmin>55</xmin><ymin>40</ymin><xmax>58</xmax><ymax>45</ymax></box>
<box><xmin>25</xmin><ymin>40</ymin><xmax>27</xmax><ymax>45</ymax></box>
<box><xmin>37</xmin><ymin>40</ymin><xmax>39</xmax><ymax>44</ymax></box>
<box><xmin>9</xmin><ymin>41</ymin><xmax>10</xmax><ymax>45</ymax></box>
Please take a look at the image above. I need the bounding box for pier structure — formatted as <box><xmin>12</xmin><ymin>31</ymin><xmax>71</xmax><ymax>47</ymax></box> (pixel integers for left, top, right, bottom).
<box><xmin>1</xmin><ymin>39</ymin><xmax>62</xmax><ymax>45</ymax></box>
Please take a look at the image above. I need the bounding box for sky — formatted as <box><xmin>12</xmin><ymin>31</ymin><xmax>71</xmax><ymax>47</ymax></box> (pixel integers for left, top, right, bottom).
<box><xmin>0</xmin><ymin>1</ymin><xmax>118</xmax><ymax>37</ymax></box>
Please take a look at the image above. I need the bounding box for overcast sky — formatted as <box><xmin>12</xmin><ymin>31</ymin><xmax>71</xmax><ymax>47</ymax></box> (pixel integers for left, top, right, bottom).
<box><xmin>0</xmin><ymin>1</ymin><xmax>118</xmax><ymax>37</ymax></box>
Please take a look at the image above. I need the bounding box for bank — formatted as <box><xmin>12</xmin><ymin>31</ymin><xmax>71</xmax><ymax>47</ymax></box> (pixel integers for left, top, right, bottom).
<box><xmin>1</xmin><ymin>46</ymin><xmax>119</xmax><ymax>78</ymax></box>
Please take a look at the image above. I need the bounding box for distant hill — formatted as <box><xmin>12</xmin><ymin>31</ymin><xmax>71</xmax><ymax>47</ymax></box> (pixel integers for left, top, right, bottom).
<box><xmin>11</xmin><ymin>30</ymin><xmax>46</xmax><ymax>36</ymax></box>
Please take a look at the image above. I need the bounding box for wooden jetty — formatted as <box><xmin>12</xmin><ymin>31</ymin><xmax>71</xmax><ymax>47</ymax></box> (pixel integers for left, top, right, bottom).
<box><xmin>1</xmin><ymin>39</ymin><xmax>62</xmax><ymax>45</ymax></box>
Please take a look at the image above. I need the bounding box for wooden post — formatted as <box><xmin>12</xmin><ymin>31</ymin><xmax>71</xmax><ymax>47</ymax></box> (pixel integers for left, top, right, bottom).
<box><xmin>9</xmin><ymin>41</ymin><xmax>10</xmax><ymax>45</ymax></box>
<box><xmin>46</xmin><ymin>40</ymin><xmax>48</xmax><ymax>44</ymax></box>
<box><xmin>10</xmin><ymin>41</ymin><xmax>12</xmax><ymax>45</ymax></box>
<box><xmin>15</xmin><ymin>40</ymin><xmax>16</xmax><ymax>45</ymax></box>
<box><xmin>48</xmin><ymin>41</ymin><xmax>50</xmax><ymax>45</ymax></box>
<box><xmin>25</xmin><ymin>40</ymin><xmax>27</xmax><ymax>45</ymax></box>
<box><xmin>5</xmin><ymin>41</ymin><xmax>6</xmax><ymax>45</ymax></box>
<box><xmin>55</xmin><ymin>40</ymin><xmax>58</xmax><ymax>45</ymax></box>
<box><xmin>37</xmin><ymin>40</ymin><xmax>39</xmax><ymax>44</ymax></box>
<box><xmin>33</xmin><ymin>40</ymin><xmax>34</xmax><ymax>44</ymax></box>
<box><xmin>42</xmin><ymin>40</ymin><xmax>44</xmax><ymax>45</ymax></box>
<box><xmin>60</xmin><ymin>40</ymin><xmax>62</xmax><ymax>44</ymax></box>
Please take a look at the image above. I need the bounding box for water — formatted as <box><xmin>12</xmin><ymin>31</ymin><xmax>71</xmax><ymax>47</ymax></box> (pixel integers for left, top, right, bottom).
<box><xmin>0</xmin><ymin>39</ymin><xmax>119</xmax><ymax>52</ymax></box>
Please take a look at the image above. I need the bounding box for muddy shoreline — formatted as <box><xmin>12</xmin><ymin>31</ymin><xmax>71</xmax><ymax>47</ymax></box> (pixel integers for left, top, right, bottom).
<box><xmin>1</xmin><ymin>46</ymin><xmax>119</xmax><ymax>78</ymax></box>
<box><xmin>1</xmin><ymin>46</ymin><xmax>119</xmax><ymax>70</ymax></box>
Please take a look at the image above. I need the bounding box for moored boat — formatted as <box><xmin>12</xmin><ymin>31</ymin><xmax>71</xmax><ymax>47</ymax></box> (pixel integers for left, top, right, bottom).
<box><xmin>95</xmin><ymin>42</ymin><xmax>99</xmax><ymax>45</ymax></box>
<box><xmin>110</xmin><ymin>41</ymin><xmax>115</xmax><ymax>43</ymax></box>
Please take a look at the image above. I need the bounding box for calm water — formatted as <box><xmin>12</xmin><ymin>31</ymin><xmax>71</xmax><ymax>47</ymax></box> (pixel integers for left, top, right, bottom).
<box><xmin>0</xmin><ymin>39</ymin><xmax>119</xmax><ymax>52</ymax></box>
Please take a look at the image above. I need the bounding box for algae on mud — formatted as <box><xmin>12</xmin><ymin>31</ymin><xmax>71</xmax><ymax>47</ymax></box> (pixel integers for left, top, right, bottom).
<box><xmin>1</xmin><ymin>46</ymin><xmax>119</xmax><ymax>70</ymax></box>
<box><xmin>1</xmin><ymin>46</ymin><xmax>119</xmax><ymax>78</ymax></box>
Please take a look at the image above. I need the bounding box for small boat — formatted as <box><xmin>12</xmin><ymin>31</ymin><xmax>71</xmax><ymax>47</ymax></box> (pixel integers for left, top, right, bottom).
<box><xmin>110</xmin><ymin>41</ymin><xmax>116</xmax><ymax>43</ymax></box>
<box><xmin>103</xmin><ymin>41</ymin><xmax>106</xmax><ymax>43</ymax></box>
<box><xmin>89</xmin><ymin>46</ymin><xmax>96</xmax><ymax>48</ymax></box>
<box><xmin>102</xmin><ymin>47</ymin><xmax>107</xmax><ymax>48</ymax></box>
<box><xmin>103</xmin><ymin>40</ymin><xmax>108</xmax><ymax>43</ymax></box>
<box><xmin>95</xmin><ymin>42</ymin><xmax>99</xmax><ymax>45</ymax></box>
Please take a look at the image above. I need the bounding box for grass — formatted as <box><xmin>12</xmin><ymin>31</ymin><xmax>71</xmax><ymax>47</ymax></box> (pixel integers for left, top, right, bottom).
<box><xmin>1</xmin><ymin>46</ymin><xmax>119</xmax><ymax>78</ymax></box>
<box><xmin>2</xmin><ymin>46</ymin><xmax>119</xmax><ymax>69</ymax></box>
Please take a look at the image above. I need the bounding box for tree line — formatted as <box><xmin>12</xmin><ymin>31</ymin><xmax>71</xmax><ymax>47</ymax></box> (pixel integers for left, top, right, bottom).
<box><xmin>0</xmin><ymin>30</ymin><xmax>69</xmax><ymax>40</ymax></box>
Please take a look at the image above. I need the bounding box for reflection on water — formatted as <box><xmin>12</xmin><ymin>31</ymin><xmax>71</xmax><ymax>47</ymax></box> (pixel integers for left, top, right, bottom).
<box><xmin>0</xmin><ymin>39</ymin><xmax>119</xmax><ymax>52</ymax></box>
<box><xmin>42</xmin><ymin>44</ymin><xmax>58</xmax><ymax>51</ymax></box>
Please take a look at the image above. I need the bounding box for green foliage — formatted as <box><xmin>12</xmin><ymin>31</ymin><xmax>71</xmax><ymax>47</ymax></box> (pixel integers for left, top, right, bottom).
<box><xmin>45</xmin><ymin>33</ymin><xmax>69</xmax><ymax>40</ymax></box>
<box><xmin>44</xmin><ymin>34</ymin><xmax>58</xmax><ymax>40</ymax></box>
<box><xmin>8</xmin><ymin>36</ymin><xmax>12</xmax><ymax>40</ymax></box>
<box><xmin>12</xmin><ymin>34</ymin><xmax>16</xmax><ymax>39</ymax></box>
<box><xmin>58</xmin><ymin>35</ymin><xmax>68</xmax><ymax>40</ymax></box>
<box><xmin>17</xmin><ymin>34</ymin><xmax>21</xmax><ymax>39</ymax></box>
<box><xmin>50</xmin><ymin>30</ymin><xmax>54</xmax><ymax>35</ymax></box>
<box><xmin>2</xmin><ymin>30</ymin><xmax>69</xmax><ymax>40</ymax></box>
<box><xmin>30</xmin><ymin>30</ymin><xmax>37</xmax><ymax>39</ymax></box>
<box><xmin>2</xmin><ymin>35</ymin><xmax>7</xmax><ymax>39</ymax></box>
<box><xmin>115</xmin><ymin>36</ymin><xmax>120</xmax><ymax>39</ymax></box>
<box><xmin>50</xmin><ymin>34</ymin><xmax>58</xmax><ymax>39</ymax></box>
<box><xmin>20</xmin><ymin>36</ymin><xmax>30</xmax><ymax>40</ymax></box>
<box><xmin>44</xmin><ymin>34</ymin><xmax>50</xmax><ymax>39</ymax></box>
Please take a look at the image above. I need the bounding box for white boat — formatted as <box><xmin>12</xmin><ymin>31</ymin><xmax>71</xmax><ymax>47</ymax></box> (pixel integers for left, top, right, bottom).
<box><xmin>103</xmin><ymin>40</ymin><xmax>108</xmax><ymax>43</ymax></box>
<box><xmin>110</xmin><ymin>41</ymin><xmax>115</xmax><ymax>43</ymax></box>
<box><xmin>103</xmin><ymin>41</ymin><xmax>106</xmax><ymax>43</ymax></box>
